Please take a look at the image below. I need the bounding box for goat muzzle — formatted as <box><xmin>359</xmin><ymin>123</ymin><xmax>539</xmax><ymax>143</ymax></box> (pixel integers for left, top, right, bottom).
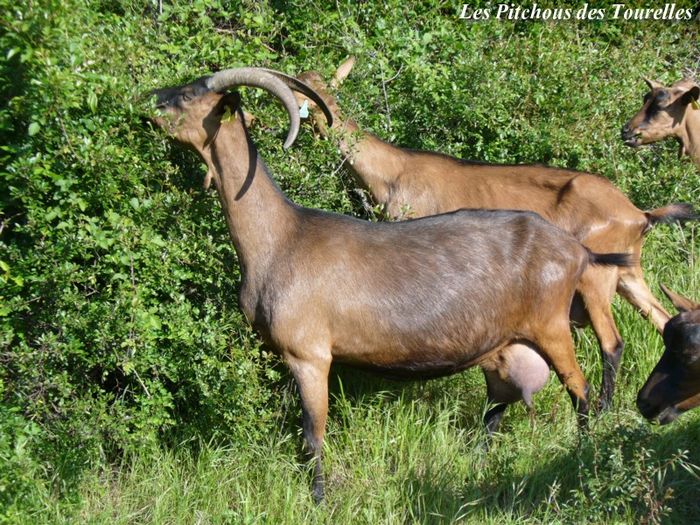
<box><xmin>620</xmin><ymin>123</ymin><xmax>642</xmax><ymax>146</ymax></box>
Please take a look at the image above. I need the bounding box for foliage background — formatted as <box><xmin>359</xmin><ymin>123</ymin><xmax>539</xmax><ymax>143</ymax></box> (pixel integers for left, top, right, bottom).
<box><xmin>1</xmin><ymin>0</ymin><xmax>698</xmax><ymax>523</ymax></box>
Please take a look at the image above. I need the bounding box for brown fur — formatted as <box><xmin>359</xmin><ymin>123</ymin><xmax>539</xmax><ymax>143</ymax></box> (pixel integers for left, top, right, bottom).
<box><xmin>149</xmin><ymin>71</ymin><xmax>628</xmax><ymax>500</ymax></box>
<box><xmin>623</xmin><ymin>77</ymin><xmax>700</xmax><ymax>168</ymax></box>
<box><xmin>295</xmin><ymin>59</ymin><xmax>698</xmax><ymax>413</ymax></box>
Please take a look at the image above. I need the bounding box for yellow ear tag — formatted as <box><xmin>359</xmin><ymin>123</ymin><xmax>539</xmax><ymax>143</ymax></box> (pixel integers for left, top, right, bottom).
<box><xmin>221</xmin><ymin>106</ymin><xmax>235</xmax><ymax>123</ymax></box>
<box><xmin>691</xmin><ymin>98</ymin><xmax>700</xmax><ymax>110</ymax></box>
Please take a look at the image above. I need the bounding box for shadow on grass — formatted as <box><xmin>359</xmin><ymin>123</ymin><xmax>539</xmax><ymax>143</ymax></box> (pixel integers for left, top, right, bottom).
<box><xmin>399</xmin><ymin>415</ymin><xmax>700</xmax><ymax>524</ymax></box>
<box><xmin>319</xmin><ymin>365</ymin><xmax>698</xmax><ymax>524</ymax></box>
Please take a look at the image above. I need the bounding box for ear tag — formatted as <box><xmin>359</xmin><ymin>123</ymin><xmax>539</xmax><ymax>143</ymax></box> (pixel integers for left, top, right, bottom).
<box><xmin>299</xmin><ymin>100</ymin><xmax>309</xmax><ymax>119</ymax></box>
<box><xmin>221</xmin><ymin>106</ymin><xmax>235</xmax><ymax>123</ymax></box>
<box><xmin>691</xmin><ymin>98</ymin><xmax>700</xmax><ymax>110</ymax></box>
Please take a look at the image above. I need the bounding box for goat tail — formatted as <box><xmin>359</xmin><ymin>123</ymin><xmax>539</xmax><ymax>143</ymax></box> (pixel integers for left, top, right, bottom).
<box><xmin>587</xmin><ymin>249</ymin><xmax>635</xmax><ymax>268</ymax></box>
<box><xmin>644</xmin><ymin>203</ymin><xmax>699</xmax><ymax>233</ymax></box>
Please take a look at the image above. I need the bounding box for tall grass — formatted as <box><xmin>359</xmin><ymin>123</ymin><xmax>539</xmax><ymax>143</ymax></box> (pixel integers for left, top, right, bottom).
<box><xmin>54</xmin><ymin>386</ymin><xmax>700</xmax><ymax>524</ymax></box>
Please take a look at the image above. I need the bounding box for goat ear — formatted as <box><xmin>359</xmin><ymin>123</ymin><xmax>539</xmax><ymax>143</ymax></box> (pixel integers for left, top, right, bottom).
<box><xmin>667</xmin><ymin>79</ymin><xmax>700</xmax><ymax>106</ymax></box>
<box><xmin>220</xmin><ymin>92</ymin><xmax>241</xmax><ymax>111</ymax></box>
<box><xmin>643</xmin><ymin>77</ymin><xmax>662</xmax><ymax>90</ymax></box>
<box><xmin>216</xmin><ymin>93</ymin><xmax>242</xmax><ymax>124</ymax></box>
<box><xmin>660</xmin><ymin>284</ymin><xmax>700</xmax><ymax>313</ymax></box>
<box><xmin>680</xmin><ymin>85</ymin><xmax>700</xmax><ymax>108</ymax></box>
<box><xmin>331</xmin><ymin>56</ymin><xmax>356</xmax><ymax>88</ymax></box>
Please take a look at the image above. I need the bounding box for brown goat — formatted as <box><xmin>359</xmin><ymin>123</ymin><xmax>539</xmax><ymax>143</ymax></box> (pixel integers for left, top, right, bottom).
<box><xmin>622</xmin><ymin>77</ymin><xmax>700</xmax><ymax>168</ymax></box>
<box><xmin>150</xmin><ymin>67</ymin><xmax>629</xmax><ymax>501</ymax></box>
<box><xmin>289</xmin><ymin>57</ymin><xmax>698</xmax><ymax>415</ymax></box>
<box><xmin>637</xmin><ymin>285</ymin><xmax>700</xmax><ymax>424</ymax></box>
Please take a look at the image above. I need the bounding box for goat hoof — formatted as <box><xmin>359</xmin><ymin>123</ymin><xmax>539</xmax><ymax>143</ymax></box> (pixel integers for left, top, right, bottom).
<box><xmin>312</xmin><ymin>482</ymin><xmax>325</xmax><ymax>504</ymax></box>
<box><xmin>595</xmin><ymin>396</ymin><xmax>611</xmax><ymax>415</ymax></box>
<box><xmin>576</xmin><ymin>410</ymin><xmax>591</xmax><ymax>431</ymax></box>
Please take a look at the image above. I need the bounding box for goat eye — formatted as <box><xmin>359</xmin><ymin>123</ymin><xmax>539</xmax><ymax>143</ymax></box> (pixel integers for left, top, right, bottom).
<box><xmin>655</xmin><ymin>90</ymin><xmax>669</xmax><ymax>101</ymax></box>
<box><xmin>181</xmin><ymin>93</ymin><xmax>192</xmax><ymax>102</ymax></box>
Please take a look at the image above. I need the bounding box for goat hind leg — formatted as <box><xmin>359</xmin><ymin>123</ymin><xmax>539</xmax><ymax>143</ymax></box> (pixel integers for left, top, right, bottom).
<box><xmin>535</xmin><ymin>327</ymin><xmax>590</xmax><ymax>428</ymax></box>
<box><xmin>481</xmin><ymin>343</ymin><xmax>550</xmax><ymax>437</ymax></box>
<box><xmin>481</xmin><ymin>368</ymin><xmax>513</xmax><ymax>437</ymax></box>
<box><xmin>578</xmin><ymin>270</ymin><xmax>623</xmax><ymax>412</ymax></box>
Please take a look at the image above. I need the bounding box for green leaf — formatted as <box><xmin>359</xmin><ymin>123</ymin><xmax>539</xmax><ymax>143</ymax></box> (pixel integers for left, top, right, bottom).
<box><xmin>87</xmin><ymin>91</ymin><xmax>98</xmax><ymax>112</ymax></box>
<box><xmin>27</xmin><ymin>122</ymin><xmax>40</xmax><ymax>136</ymax></box>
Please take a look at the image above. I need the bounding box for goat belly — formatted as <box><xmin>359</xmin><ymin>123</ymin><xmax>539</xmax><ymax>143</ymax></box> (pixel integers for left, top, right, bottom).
<box><xmin>338</xmin><ymin>354</ymin><xmax>482</xmax><ymax>381</ymax></box>
<box><xmin>329</xmin><ymin>330</ymin><xmax>504</xmax><ymax>381</ymax></box>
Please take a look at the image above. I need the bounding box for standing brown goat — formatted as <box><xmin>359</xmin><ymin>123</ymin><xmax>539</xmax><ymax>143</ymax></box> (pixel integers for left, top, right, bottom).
<box><xmin>622</xmin><ymin>78</ymin><xmax>700</xmax><ymax>168</ymax></box>
<box><xmin>149</xmin><ymin>67</ymin><xmax>629</xmax><ymax>501</ymax></box>
<box><xmin>288</xmin><ymin>57</ymin><xmax>697</xmax><ymax>415</ymax></box>
<box><xmin>637</xmin><ymin>285</ymin><xmax>700</xmax><ymax>424</ymax></box>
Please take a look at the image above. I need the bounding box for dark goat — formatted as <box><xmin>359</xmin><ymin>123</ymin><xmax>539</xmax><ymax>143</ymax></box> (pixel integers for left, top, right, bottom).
<box><xmin>289</xmin><ymin>58</ymin><xmax>698</xmax><ymax>414</ymax></box>
<box><xmin>637</xmin><ymin>285</ymin><xmax>700</xmax><ymax>424</ymax></box>
<box><xmin>150</xmin><ymin>67</ymin><xmax>629</xmax><ymax>501</ymax></box>
<box><xmin>622</xmin><ymin>77</ymin><xmax>700</xmax><ymax>169</ymax></box>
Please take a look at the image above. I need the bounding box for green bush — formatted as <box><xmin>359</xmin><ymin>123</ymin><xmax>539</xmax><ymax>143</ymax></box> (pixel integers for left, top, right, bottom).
<box><xmin>0</xmin><ymin>0</ymin><xmax>698</xmax><ymax>522</ymax></box>
<box><xmin>0</xmin><ymin>0</ymin><xmax>294</xmax><ymax>498</ymax></box>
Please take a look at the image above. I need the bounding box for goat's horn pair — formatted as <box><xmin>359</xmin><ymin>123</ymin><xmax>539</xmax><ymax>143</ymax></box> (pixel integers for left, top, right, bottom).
<box><xmin>205</xmin><ymin>68</ymin><xmax>333</xmax><ymax>149</ymax></box>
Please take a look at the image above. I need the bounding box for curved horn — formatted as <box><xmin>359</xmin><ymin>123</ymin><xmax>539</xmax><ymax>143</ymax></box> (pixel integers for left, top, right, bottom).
<box><xmin>205</xmin><ymin>68</ymin><xmax>301</xmax><ymax>149</ymax></box>
<box><xmin>643</xmin><ymin>77</ymin><xmax>662</xmax><ymax>90</ymax></box>
<box><xmin>258</xmin><ymin>69</ymin><xmax>334</xmax><ymax>127</ymax></box>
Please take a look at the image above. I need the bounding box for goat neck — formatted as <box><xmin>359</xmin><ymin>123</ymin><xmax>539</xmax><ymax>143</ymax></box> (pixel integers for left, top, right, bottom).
<box><xmin>679</xmin><ymin>104</ymin><xmax>700</xmax><ymax>165</ymax></box>
<box><xmin>320</xmin><ymin>108</ymin><xmax>409</xmax><ymax>206</ymax></box>
<box><xmin>343</xmin><ymin>131</ymin><xmax>409</xmax><ymax>207</ymax></box>
<box><xmin>197</xmin><ymin>109</ymin><xmax>299</xmax><ymax>282</ymax></box>
<box><xmin>299</xmin><ymin>72</ymin><xmax>410</xmax><ymax>206</ymax></box>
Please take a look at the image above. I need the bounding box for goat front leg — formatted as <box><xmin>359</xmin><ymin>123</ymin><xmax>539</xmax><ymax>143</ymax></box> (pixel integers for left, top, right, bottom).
<box><xmin>286</xmin><ymin>353</ymin><xmax>331</xmax><ymax>503</ymax></box>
